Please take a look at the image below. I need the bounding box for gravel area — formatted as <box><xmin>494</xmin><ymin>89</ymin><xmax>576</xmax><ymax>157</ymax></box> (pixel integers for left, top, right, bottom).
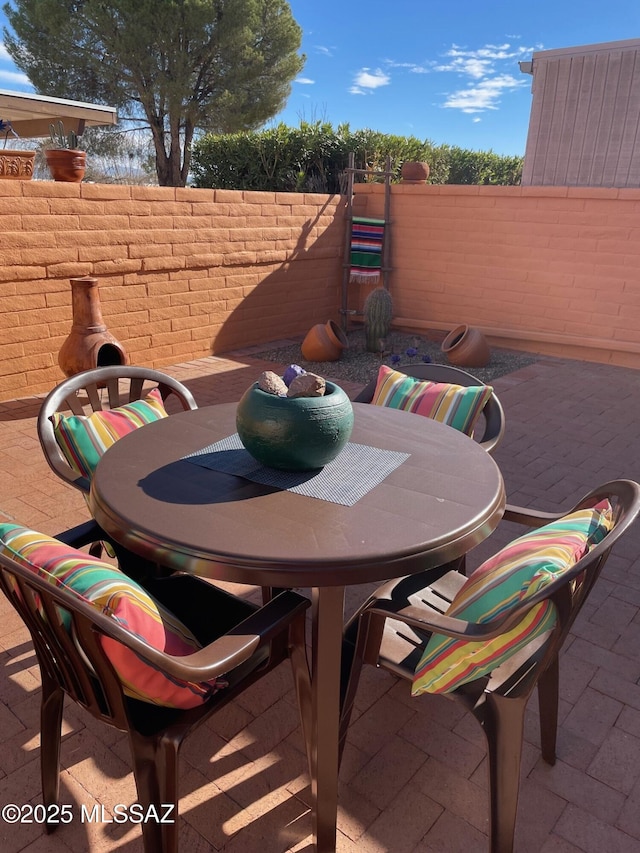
<box><xmin>253</xmin><ymin>329</ymin><xmax>536</xmax><ymax>386</ymax></box>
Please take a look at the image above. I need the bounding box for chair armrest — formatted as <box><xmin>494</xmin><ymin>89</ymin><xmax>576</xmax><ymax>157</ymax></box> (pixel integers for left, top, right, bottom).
<box><xmin>366</xmin><ymin>598</ymin><xmax>541</xmax><ymax>643</ymax></box>
<box><xmin>95</xmin><ymin>589</ymin><xmax>310</xmax><ymax>683</ymax></box>
<box><xmin>502</xmin><ymin>504</ymin><xmax>565</xmax><ymax>528</ymax></box>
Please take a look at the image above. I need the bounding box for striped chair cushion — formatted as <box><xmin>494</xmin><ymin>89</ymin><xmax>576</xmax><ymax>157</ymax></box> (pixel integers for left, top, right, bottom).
<box><xmin>51</xmin><ymin>387</ymin><xmax>168</xmax><ymax>479</ymax></box>
<box><xmin>412</xmin><ymin>501</ymin><xmax>613</xmax><ymax>696</ymax></box>
<box><xmin>0</xmin><ymin>524</ymin><xmax>217</xmax><ymax>709</ymax></box>
<box><xmin>370</xmin><ymin>365</ymin><xmax>493</xmax><ymax>436</ymax></box>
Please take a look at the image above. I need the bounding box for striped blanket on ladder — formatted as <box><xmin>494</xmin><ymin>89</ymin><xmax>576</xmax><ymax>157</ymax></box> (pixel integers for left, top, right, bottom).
<box><xmin>349</xmin><ymin>217</ymin><xmax>385</xmax><ymax>284</ymax></box>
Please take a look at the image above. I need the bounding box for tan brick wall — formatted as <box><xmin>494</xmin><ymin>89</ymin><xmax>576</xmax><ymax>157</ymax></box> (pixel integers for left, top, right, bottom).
<box><xmin>351</xmin><ymin>183</ymin><xmax>640</xmax><ymax>369</ymax></box>
<box><xmin>1</xmin><ymin>180</ymin><xmax>639</xmax><ymax>400</ymax></box>
<box><xmin>0</xmin><ymin>182</ymin><xmax>345</xmax><ymax>400</ymax></box>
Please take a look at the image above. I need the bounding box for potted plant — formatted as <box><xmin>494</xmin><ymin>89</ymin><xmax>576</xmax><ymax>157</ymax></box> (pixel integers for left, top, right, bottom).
<box><xmin>45</xmin><ymin>120</ymin><xmax>86</xmax><ymax>182</ymax></box>
<box><xmin>0</xmin><ymin>120</ymin><xmax>36</xmax><ymax>181</ymax></box>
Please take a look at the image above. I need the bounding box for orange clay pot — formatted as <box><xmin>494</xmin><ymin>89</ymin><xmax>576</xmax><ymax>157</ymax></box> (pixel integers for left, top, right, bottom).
<box><xmin>400</xmin><ymin>161</ymin><xmax>430</xmax><ymax>184</ymax></box>
<box><xmin>441</xmin><ymin>324</ymin><xmax>490</xmax><ymax>368</ymax></box>
<box><xmin>301</xmin><ymin>320</ymin><xmax>349</xmax><ymax>362</ymax></box>
<box><xmin>45</xmin><ymin>149</ymin><xmax>86</xmax><ymax>182</ymax></box>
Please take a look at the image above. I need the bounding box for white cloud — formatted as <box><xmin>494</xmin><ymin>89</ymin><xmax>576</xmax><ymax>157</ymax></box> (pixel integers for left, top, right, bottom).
<box><xmin>314</xmin><ymin>45</ymin><xmax>334</xmax><ymax>57</ymax></box>
<box><xmin>443</xmin><ymin>74</ymin><xmax>527</xmax><ymax>113</ymax></box>
<box><xmin>382</xmin><ymin>40</ymin><xmax>542</xmax><ymax>115</ymax></box>
<box><xmin>0</xmin><ymin>68</ymin><xmax>31</xmax><ymax>87</ymax></box>
<box><xmin>350</xmin><ymin>68</ymin><xmax>390</xmax><ymax>95</ymax></box>
<box><xmin>384</xmin><ymin>59</ymin><xmax>419</xmax><ymax>69</ymax></box>
<box><xmin>295</xmin><ymin>77</ymin><xmax>315</xmax><ymax>85</ymax></box>
<box><xmin>434</xmin><ymin>57</ymin><xmax>493</xmax><ymax>78</ymax></box>
<box><xmin>434</xmin><ymin>41</ymin><xmax>542</xmax><ymax>115</ymax></box>
<box><xmin>445</xmin><ymin>42</ymin><xmax>541</xmax><ymax>64</ymax></box>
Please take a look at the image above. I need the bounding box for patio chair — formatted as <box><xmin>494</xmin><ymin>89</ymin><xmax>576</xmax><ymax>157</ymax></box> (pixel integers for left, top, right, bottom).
<box><xmin>37</xmin><ymin>366</ymin><xmax>198</xmax><ymax>575</ymax></box>
<box><xmin>0</xmin><ymin>519</ymin><xmax>311</xmax><ymax>853</ymax></box>
<box><xmin>339</xmin><ymin>480</ymin><xmax>640</xmax><ymax>853</ymax></box>
<box><xmin>353</xmin><ymin>363</ymin><xmax>505</xmax><ymax>454</ymax></box>
<box><xmin>37</xmin><ymin>365</ymin><xmax>198</xmax><ymax>496</ymax></box>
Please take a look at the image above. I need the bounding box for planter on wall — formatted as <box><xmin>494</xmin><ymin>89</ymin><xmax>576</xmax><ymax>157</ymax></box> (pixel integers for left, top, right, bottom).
<box><xmin>45</xmin><ymin>149</ymin><xmax>86</xmax><ymax>182</ymax></box>
<box><xmin>0</xmin><ymin>149</ymin><xmax>35</xmax><ymax>180</ymax></box>
<box><xmin>400</xmin><ymin>161</ymin><xmax>430</xmax><ymax>184</ymax></box>
<box><xmin>441</xmin><ymin>324</ymin><xmax>490</xmax><ymax>368</ymax></box>
<box><xmin>301</xmin><ymin>320</ymin><xmax>349</xmax><ymax>362</ymax></box>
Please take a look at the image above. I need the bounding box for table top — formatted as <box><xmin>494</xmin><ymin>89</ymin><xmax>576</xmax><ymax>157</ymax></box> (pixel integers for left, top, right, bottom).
<box><xmin>89</xmin><ymin>402</ymin><xmax>505</xmax><ymax>588</ymax></box>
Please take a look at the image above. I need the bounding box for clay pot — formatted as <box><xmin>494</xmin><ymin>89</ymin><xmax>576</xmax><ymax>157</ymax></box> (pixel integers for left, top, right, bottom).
<box><xmin>236</xmin><ymin>381</ymin><xmax>354</xmax><ymax>471</ymax></box>
<box><xmin>58</xmin><ymin>277</ymin><xmax>128</xmax><ymax>377</ymax></box>
<box><xmin>441</xmin><ymin>324</ymin><xmax>490</xmax><ymax>368</ymax></box>
<box><xmin>400</xmin><ymin>161</ymin><xmax>430</xmax><ymax>184</ymax></box>
<box><xmin>45</xmin><ymin>149</ymin><xmax>86</xmax><ymax>182</ymax></box>
<box><xmin>0</xmin><ymin>149</ymin><xmax>35</xmax><ymax>180</ymax></box>
<box><xmin>301</xmin><ymin>320</ymin><xmax>349</xmax><ymax>362</ymax></box>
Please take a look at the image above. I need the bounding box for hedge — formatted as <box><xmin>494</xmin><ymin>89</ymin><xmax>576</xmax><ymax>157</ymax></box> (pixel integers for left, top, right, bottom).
<box><xmin>190</xmin><ymin>122</ymin><xmax>523</xmax><ymax>191</ymax></box>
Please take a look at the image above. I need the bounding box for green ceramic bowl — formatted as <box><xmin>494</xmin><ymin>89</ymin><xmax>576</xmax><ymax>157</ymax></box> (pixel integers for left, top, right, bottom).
<box><xmin>236</xmin><ymin>381</ymin><xmax>354</xmax><ymax>471</ymax></box>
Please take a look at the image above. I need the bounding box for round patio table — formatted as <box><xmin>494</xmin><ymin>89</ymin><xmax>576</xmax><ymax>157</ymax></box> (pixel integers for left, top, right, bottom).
<box><xmin>89</xmin><ymin>401</ymin><xmax>505</xmax><ymax>852</ymax></box>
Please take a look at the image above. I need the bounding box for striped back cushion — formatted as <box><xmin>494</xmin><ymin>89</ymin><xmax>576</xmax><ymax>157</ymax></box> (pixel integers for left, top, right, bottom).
<box><xmin>412</xmin><ymin>501</ymin><xmax>613</xmax><ymax>696</ymax></box>
<box><xmin>0</xmin><ymin>524</ymin><xmax>216</xmax><ymax>709</ymax></box>
<box><xmin>51</xmin><ymin>387</ymin><xmax>168</xmax><ymax>479</ymax></box>
<box><xmin>371</xmin><ymin>365</ymin><xmax>493</xmax><ymax>436</ymax></box>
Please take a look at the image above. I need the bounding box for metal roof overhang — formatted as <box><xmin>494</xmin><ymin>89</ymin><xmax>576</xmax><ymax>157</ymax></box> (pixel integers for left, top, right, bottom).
<box><xmin>0</xmin><ymin>89</ymin><xmax>117</xmax><ymax>138</ymax></box>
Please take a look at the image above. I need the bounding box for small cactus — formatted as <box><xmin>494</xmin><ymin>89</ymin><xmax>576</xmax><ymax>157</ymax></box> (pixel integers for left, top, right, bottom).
<box><xmin>363</xmin><ymin>287</ymin><xmax>393</xmax><ymax>353</ymax></box>
<box><xmin>49</xmin><ymin>120</ymin><xmax>79</xmax><ymax>150</ymax></box>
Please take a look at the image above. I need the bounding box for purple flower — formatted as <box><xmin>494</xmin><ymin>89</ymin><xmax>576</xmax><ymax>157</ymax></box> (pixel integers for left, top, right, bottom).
<box><xmin>390</xmin><ymin>353</ymin><xmax>402</xmax><ymax>365</ymax></box>
<box><xmin>405</xmin><ymin>347</ymin><xmax>418</xmax><ymax>358</ymax></box>
<box><xmin>422</xmin><ymin>354</ymin><xmax>432</xmax><ymax>363</ymax></box>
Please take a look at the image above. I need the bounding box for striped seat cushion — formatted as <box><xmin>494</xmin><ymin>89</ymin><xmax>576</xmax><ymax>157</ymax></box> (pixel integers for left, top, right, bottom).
<box><xmin>412</xmin><ymin>501</ymin><xmax>613</xmax><ymax>696</ymax></box>
<box><xmin>0</xmin><ymin>524</ymin><xmax>217</xmax><ymax>709</ymax></box>
<box><xmin>51</xmin><ymin>387</ymin><xmax>168</xmax><ymax>479</ymax></box>
<box><xmin>370</xmin><ymin>365</ymin><xmax>493</xmax><ymax>436</ymax></box>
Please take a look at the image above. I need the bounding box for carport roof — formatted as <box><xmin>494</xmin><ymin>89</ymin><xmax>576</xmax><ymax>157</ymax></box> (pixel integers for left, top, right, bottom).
<box><xmin>0</xmin><ymin>89</ymin><xmax>117</xmax><ymax>138</ymax></box>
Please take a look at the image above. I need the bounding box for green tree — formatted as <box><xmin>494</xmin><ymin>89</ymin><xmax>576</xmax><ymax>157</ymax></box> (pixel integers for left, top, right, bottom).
<box><xmin>3</xmin><ymin>0</ymin><xmax>304</xmax><ymax>186</ymax></box>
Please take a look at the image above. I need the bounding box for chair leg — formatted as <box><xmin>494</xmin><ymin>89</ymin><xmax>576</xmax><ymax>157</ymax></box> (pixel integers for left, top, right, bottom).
<box><xmin>289</xmin><ymin>612</ymin><xmax>312</xmax><ymax>768</ymax></box>
<box><xmin>338</xmin><ymin>629</ymin><xmax>362</xmax><ymax>765</ymax></box>
<box><xmin>537</xmin><ymin>656</ymin><xmax>559</xmax><ymax>765</ymax></box>
<box><xmin>154</xmin><ymin>733</ymin><xmax>183</xmax><ymax>853</ymax></box>
<box><xmin>338</xmin><ymin>610</ymin><xmax>380</xmax><ymax>768</ymax></box>
<box><xmin>40</xmin><ymin>674</ymin><xmax>64</xmax><ymax>832</ymax></box>
<box><xmin>481</xmin><ymin>692</ymin><xmax>528</xmax><ymax>853</ymax></box>
<box><xmin>129</xmin><ymin>730</ymin><xmax>182</xmax><ymax>853</ymax></box>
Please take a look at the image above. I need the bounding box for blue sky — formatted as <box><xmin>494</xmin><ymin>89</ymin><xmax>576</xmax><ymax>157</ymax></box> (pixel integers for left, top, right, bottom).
<box><xmin>1</xmin><ymin>1</ymin><xmax>639</xmax><ymax>155</ymax></box>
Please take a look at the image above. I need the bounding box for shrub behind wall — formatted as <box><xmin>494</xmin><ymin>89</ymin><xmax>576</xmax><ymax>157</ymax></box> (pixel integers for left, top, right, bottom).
<box><xmin>191</xmin><ymin>122</ymin><xmax>522</xmax><ymax>191</ymax></box>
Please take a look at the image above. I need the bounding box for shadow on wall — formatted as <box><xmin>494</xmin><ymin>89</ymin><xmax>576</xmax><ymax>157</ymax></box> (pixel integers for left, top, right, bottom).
<box><xmin>213</xmin><ymin>197</ymin><xmax>346</xmax><ymax>355</ymax></box>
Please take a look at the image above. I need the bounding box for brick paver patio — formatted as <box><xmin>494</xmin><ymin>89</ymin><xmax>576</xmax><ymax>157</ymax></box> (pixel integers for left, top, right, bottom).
<box><xmin>0</xmin><ymin>344</ymin><xmax>639</xmax><ymax>853</ymax></box>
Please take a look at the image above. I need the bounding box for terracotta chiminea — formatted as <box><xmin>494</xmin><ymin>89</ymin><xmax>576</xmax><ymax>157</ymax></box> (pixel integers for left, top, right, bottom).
<box><xmin>58</xmin><ymin>277</ymin><xmax>128</xmax><ymax>377</ymax></box>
